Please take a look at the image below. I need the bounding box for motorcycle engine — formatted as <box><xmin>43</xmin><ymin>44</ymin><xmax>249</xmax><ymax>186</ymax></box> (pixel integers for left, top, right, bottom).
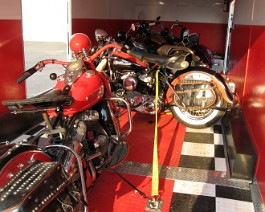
<box><xmin>115</xmin><ymin>90</ymin><xmax>163</xmax><ymax>114</ymax></box>
<box><xmin>60</xmin><ymin>110</ymin><xmax>110</xmax><ymax>187</ymax></box>
<box><xmin>120</xmin><ymin>71</ymin><xmax>154</xmax><ymax>91</ymax></box>
<box><xmin>123</xmin><ymin>75</ymin><xmax>138</xmax><ymax>91</ymax></box>
<box><xmin>114</xmin><ymin>70</ymin><xmax>160</xmax><ymax>114</ymax></box>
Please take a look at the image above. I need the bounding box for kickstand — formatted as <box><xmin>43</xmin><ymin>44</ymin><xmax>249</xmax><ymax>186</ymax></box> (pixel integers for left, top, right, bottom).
<box><xmin>114</xmin><ymin>171</ymin><xmax>147</xmax><ymax>199</ymax></box>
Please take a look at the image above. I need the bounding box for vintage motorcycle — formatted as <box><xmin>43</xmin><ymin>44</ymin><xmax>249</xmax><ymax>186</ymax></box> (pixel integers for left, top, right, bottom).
<box><xmin>0</xmin><ymin>33</ymin><xmax>132</xmax><ymax>211</ymax></box>
<box><xmin>117</xmin><ymin>17</ymin><xmax>214</xmax><ymax>67</ymax></box>
<box><xmin>116</xmin><ymin>16</ymin><xmax>167</xmax><ymax>54</ymax></box>
<box><xmin>92</xmin><ymin>30</ymin><xmax>236</xmax><ymax>128</ymax></box>
<box><xmin>166</xmin><ymin>19</ymin><xmax>214</xmax><ymax>67</ymax></box>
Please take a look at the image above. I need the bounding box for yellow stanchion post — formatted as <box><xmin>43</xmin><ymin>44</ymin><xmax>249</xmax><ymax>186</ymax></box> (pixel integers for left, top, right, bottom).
<box><xmin>145</xmin><ymin>70</ymin><xmax>164</xmax><ymax>211</ymax></box>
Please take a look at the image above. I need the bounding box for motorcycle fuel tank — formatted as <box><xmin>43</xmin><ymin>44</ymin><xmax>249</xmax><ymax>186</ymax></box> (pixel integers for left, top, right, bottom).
<box><xmin>49</xmin><ymin>71</ymin><xmax>104</xmax><ymax>116</ymax></box>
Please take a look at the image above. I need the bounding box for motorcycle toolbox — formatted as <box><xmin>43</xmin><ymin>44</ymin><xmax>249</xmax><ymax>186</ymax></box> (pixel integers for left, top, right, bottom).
<box><xmin>0</xmin><ymin>143</ymin><xmax>77</xmax><ymax>212</ymax></box>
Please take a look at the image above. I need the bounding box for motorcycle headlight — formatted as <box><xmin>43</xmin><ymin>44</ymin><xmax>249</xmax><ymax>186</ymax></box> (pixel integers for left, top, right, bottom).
<box><xmin>65</xmin><ymin>60</ymin><xmax>83</xmax><ymax>85</ymax></box>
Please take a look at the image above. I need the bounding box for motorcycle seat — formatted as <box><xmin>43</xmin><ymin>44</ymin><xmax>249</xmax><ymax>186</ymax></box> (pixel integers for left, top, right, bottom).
<box><xmin>129</xmin><ymin>48</ymin><xmax>190</xmax><ymax>71</ymax></box>
<box><xmin>157</xmin><ymin>44</ymin><xmax>195</xmax><ymax>56</ymax></box>
<box><xmin>2</xmin><ymin>89</ymin><xmax>74</xmax><ymax>113</ymax></box>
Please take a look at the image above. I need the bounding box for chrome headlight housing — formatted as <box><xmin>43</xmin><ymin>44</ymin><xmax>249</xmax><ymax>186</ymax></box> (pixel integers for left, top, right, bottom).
<box><xmin>65</xmin><ymin>60</ymin><xmax>83</xmax><ymax>85</ymax></box>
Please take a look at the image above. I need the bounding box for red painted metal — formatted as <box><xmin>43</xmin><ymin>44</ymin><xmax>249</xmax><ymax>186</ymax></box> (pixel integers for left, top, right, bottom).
<box><xmin>228</xmin><ymin>25</ymin><xmax>252</xmax><ymax>105</ymax></box>
<box><xmin>48</xmin><ymin>72</ymin><xmax>104</xmax><ymax>116</ymax></box>
<box><xmin>0</xmin><ymin>151</ymin><xmax>52</xmax><ymax>187</ymax></box>
<box><xmin>70</xmin><ymin>33</ymin><xmax>91</xmax><ymax>54</ymax></box>
<box><xmin>0</xmin><ymin>20</ymin><xmax>25</xmax><ymax>114</ymax></box>
<box><xmin>242</xmin><ymin>26</ymin><xmax>265</xmax><ymax>201</ymax></box>
<box><xmin>229</xmin><ymin>24</ymin><xmax>265</xmax><ymax>201</ymax></box>
<box><xmin>111</xmin><ymin>51</ymin><xmax>148</xmax><ymax>68</ymax></box>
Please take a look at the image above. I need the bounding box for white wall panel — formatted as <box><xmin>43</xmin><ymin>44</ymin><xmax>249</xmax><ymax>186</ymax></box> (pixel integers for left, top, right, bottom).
<box><xmin>0</xmin><ymin>0</ymin><xmax>21</xmax><ymax>19</ymax></box>
<box><xmin>107</xmin><ymin>0</ymin><xmax>135</xmax><ymax>19</ymax></box>
<box><xmin>72</xmin><ymin>0</ymin><xmax>134</xmax><ymax>19</ymax></box>
<box><xmin>234</xmin><ymin>0</ymin><xmax>254</xmax><ymax>25</ymax></box>
<box><xmin>252</xmin><ymin>0</ymin><xmax>265</xmax><ymax>25</ymax></box>
<box><xmin>234</xmin><ymin>0</ymin><xmax>265</xmax><ymax>25</ymax></box>
<box><xmin>72</xmin><ymin>0</ymin><xmax>108</xmax><ymax>19</ymax></box>
<box><xmin>134</xmin><ymin>5</ymin><xmax>227</xmax><ymax>23</ymax></box>
<box><xmin>72</xmin><ymin>0</ymin><xmax>228</xmax><ymax>23</ymax></box>
<box><xmin>22</xmin><ymin>0</ymin><xmax>68</xmax><ymax>42</ymax></box>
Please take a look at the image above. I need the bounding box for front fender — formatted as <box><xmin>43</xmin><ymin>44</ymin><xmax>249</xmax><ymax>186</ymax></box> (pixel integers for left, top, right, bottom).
<box><xmin>165</xmin><ymin>67</ymin><xmax>235</xmax><ymax>105</ymax></box>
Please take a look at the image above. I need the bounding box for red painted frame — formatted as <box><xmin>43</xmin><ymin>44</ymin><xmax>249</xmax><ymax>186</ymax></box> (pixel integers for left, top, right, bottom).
<box><xmin>0</xmin><ymin>20</ymin><xmax>25</xmax><ymax>114</ymax></box>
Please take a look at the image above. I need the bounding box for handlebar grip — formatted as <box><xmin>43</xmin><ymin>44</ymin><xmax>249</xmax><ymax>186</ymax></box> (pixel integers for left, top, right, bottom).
<box><xmin>16</xmin><ymin>67</ymin><xmax>37</xmax><ymax>84</ymax></box>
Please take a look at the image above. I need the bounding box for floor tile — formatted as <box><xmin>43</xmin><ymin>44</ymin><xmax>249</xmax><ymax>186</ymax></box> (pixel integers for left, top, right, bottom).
<box><xmin>181</xmin><ymin>142</ymin><xmax>215</xmax><ymax>157</ymax></box>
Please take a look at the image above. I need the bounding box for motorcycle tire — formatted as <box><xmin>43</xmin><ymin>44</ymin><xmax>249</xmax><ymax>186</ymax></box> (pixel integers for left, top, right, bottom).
<box><xmin>171</xmin><ymin>93</ymin><xmax>226</xmax><ymax>129</ymax></box>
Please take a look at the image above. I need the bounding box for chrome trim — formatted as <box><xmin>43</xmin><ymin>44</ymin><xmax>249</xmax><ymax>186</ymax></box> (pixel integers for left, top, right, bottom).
<box><xmin>105</xmin><ymin>97</ymin><xmax>132</xmax><ymax>138</ymax></box>
<box><xmin>45</xmin><ymin>145</ymin><xmax>88</xmax><ymax>212</ymax></box>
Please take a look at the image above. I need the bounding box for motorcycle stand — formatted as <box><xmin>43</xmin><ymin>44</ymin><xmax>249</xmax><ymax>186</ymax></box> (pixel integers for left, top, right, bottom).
<box><xmin>145</xmin><ymin>198</ymin><xmax>164</xmax><ymax>212</ymax></box>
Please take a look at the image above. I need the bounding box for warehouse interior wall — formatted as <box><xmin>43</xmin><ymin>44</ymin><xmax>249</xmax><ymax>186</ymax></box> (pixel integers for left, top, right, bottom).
<box><xmin>228</xmin><ymin>0</ymin><xmax>265</xmax><ymax>201</ymax></box>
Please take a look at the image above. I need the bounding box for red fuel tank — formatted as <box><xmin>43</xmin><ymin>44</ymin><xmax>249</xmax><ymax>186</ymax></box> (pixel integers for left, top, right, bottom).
<box><xmin>48</xmin><ymin>71</ymin><xmax>104</xmax><ymax>116</ymax></box>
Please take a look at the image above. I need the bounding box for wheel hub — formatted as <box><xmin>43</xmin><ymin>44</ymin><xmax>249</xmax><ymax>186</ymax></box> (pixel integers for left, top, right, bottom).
<box><xmin>173</xmin><ymin>80</ymin><xmax>217</xmax><ymax>112</ymax></box>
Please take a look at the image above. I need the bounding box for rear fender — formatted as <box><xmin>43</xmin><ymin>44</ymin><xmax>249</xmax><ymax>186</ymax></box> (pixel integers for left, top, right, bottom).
<box><xmin>0</xmin><ymin>143</ymin><xmax>52</xmax><ymax>187</ymax></box>
<box><xmin>165</xmin><ymin>67</ymin><xmax>235</xmax><ymax>105</ymax></box>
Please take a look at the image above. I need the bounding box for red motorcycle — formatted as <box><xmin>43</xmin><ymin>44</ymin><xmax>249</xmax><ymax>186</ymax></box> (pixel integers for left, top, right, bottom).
<box><xmin>0</xmin><ymin>33</ymin><xmax>132</xmax><ymax>211</ymax></box>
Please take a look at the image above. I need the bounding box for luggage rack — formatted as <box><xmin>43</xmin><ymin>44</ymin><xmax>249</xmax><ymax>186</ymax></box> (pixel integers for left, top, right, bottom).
<box><xmin>2</xmin><ymin>89</ymin><xmax>74</xmax><ymax>113</ymax></box>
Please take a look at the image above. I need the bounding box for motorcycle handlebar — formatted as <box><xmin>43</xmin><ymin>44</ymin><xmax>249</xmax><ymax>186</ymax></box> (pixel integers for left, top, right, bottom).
<box><xmin>16</xmin><ymin>59</ymin><xmax>70</xmax><ymax>84</ymax></box>
<box><xmin>17</xmin><ymin>67</ymin><xmax>37</xmax><ymax>84</ymax></box>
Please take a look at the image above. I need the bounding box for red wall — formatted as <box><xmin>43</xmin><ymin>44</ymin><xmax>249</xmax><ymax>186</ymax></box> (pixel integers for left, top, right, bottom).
<box><xmin>0</xmin><ymin>20</ymin><xmax>25</xmax><ymax>114</ymax></box>
<box><xmin>168</xmin><ymin>22</ymin><xmax>227</xmax><ymax>55</ymax></box>
<box><xmin>229</xmin><ymin>24</ymin><xmax>265</xmax><ymax>200</ymax></box>
<box><xmin>228</xmin><ymin>25</ymin><xmax>251</xmax><ymax>104</ymax></box>
<box><xmin>72</xmin><ymin>19</ymin><xmax>227</xmax><ymax>55</ymax></box>
<box><xmin>243</xmin><ymin>26</ymin><xmax>265</xmax><ymax>198</ymax></box>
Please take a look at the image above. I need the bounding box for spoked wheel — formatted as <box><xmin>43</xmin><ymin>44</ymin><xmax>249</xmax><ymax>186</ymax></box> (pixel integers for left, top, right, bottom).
<box><xmin>170</xmin><ymin>71</ymin><xmax>226</xmax><ymax>129</ymax></box>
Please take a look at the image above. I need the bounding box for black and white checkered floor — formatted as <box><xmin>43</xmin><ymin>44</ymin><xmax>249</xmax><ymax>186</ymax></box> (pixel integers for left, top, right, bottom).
<box><xmin>10</xmin><ymin>122</ymin><xmax>259</xmax><ymax>212</ymax></box>
<box><xmin>170</xmin><ymin>124</ymin><xmax>255</xmax><ymax>212</ymax></box>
